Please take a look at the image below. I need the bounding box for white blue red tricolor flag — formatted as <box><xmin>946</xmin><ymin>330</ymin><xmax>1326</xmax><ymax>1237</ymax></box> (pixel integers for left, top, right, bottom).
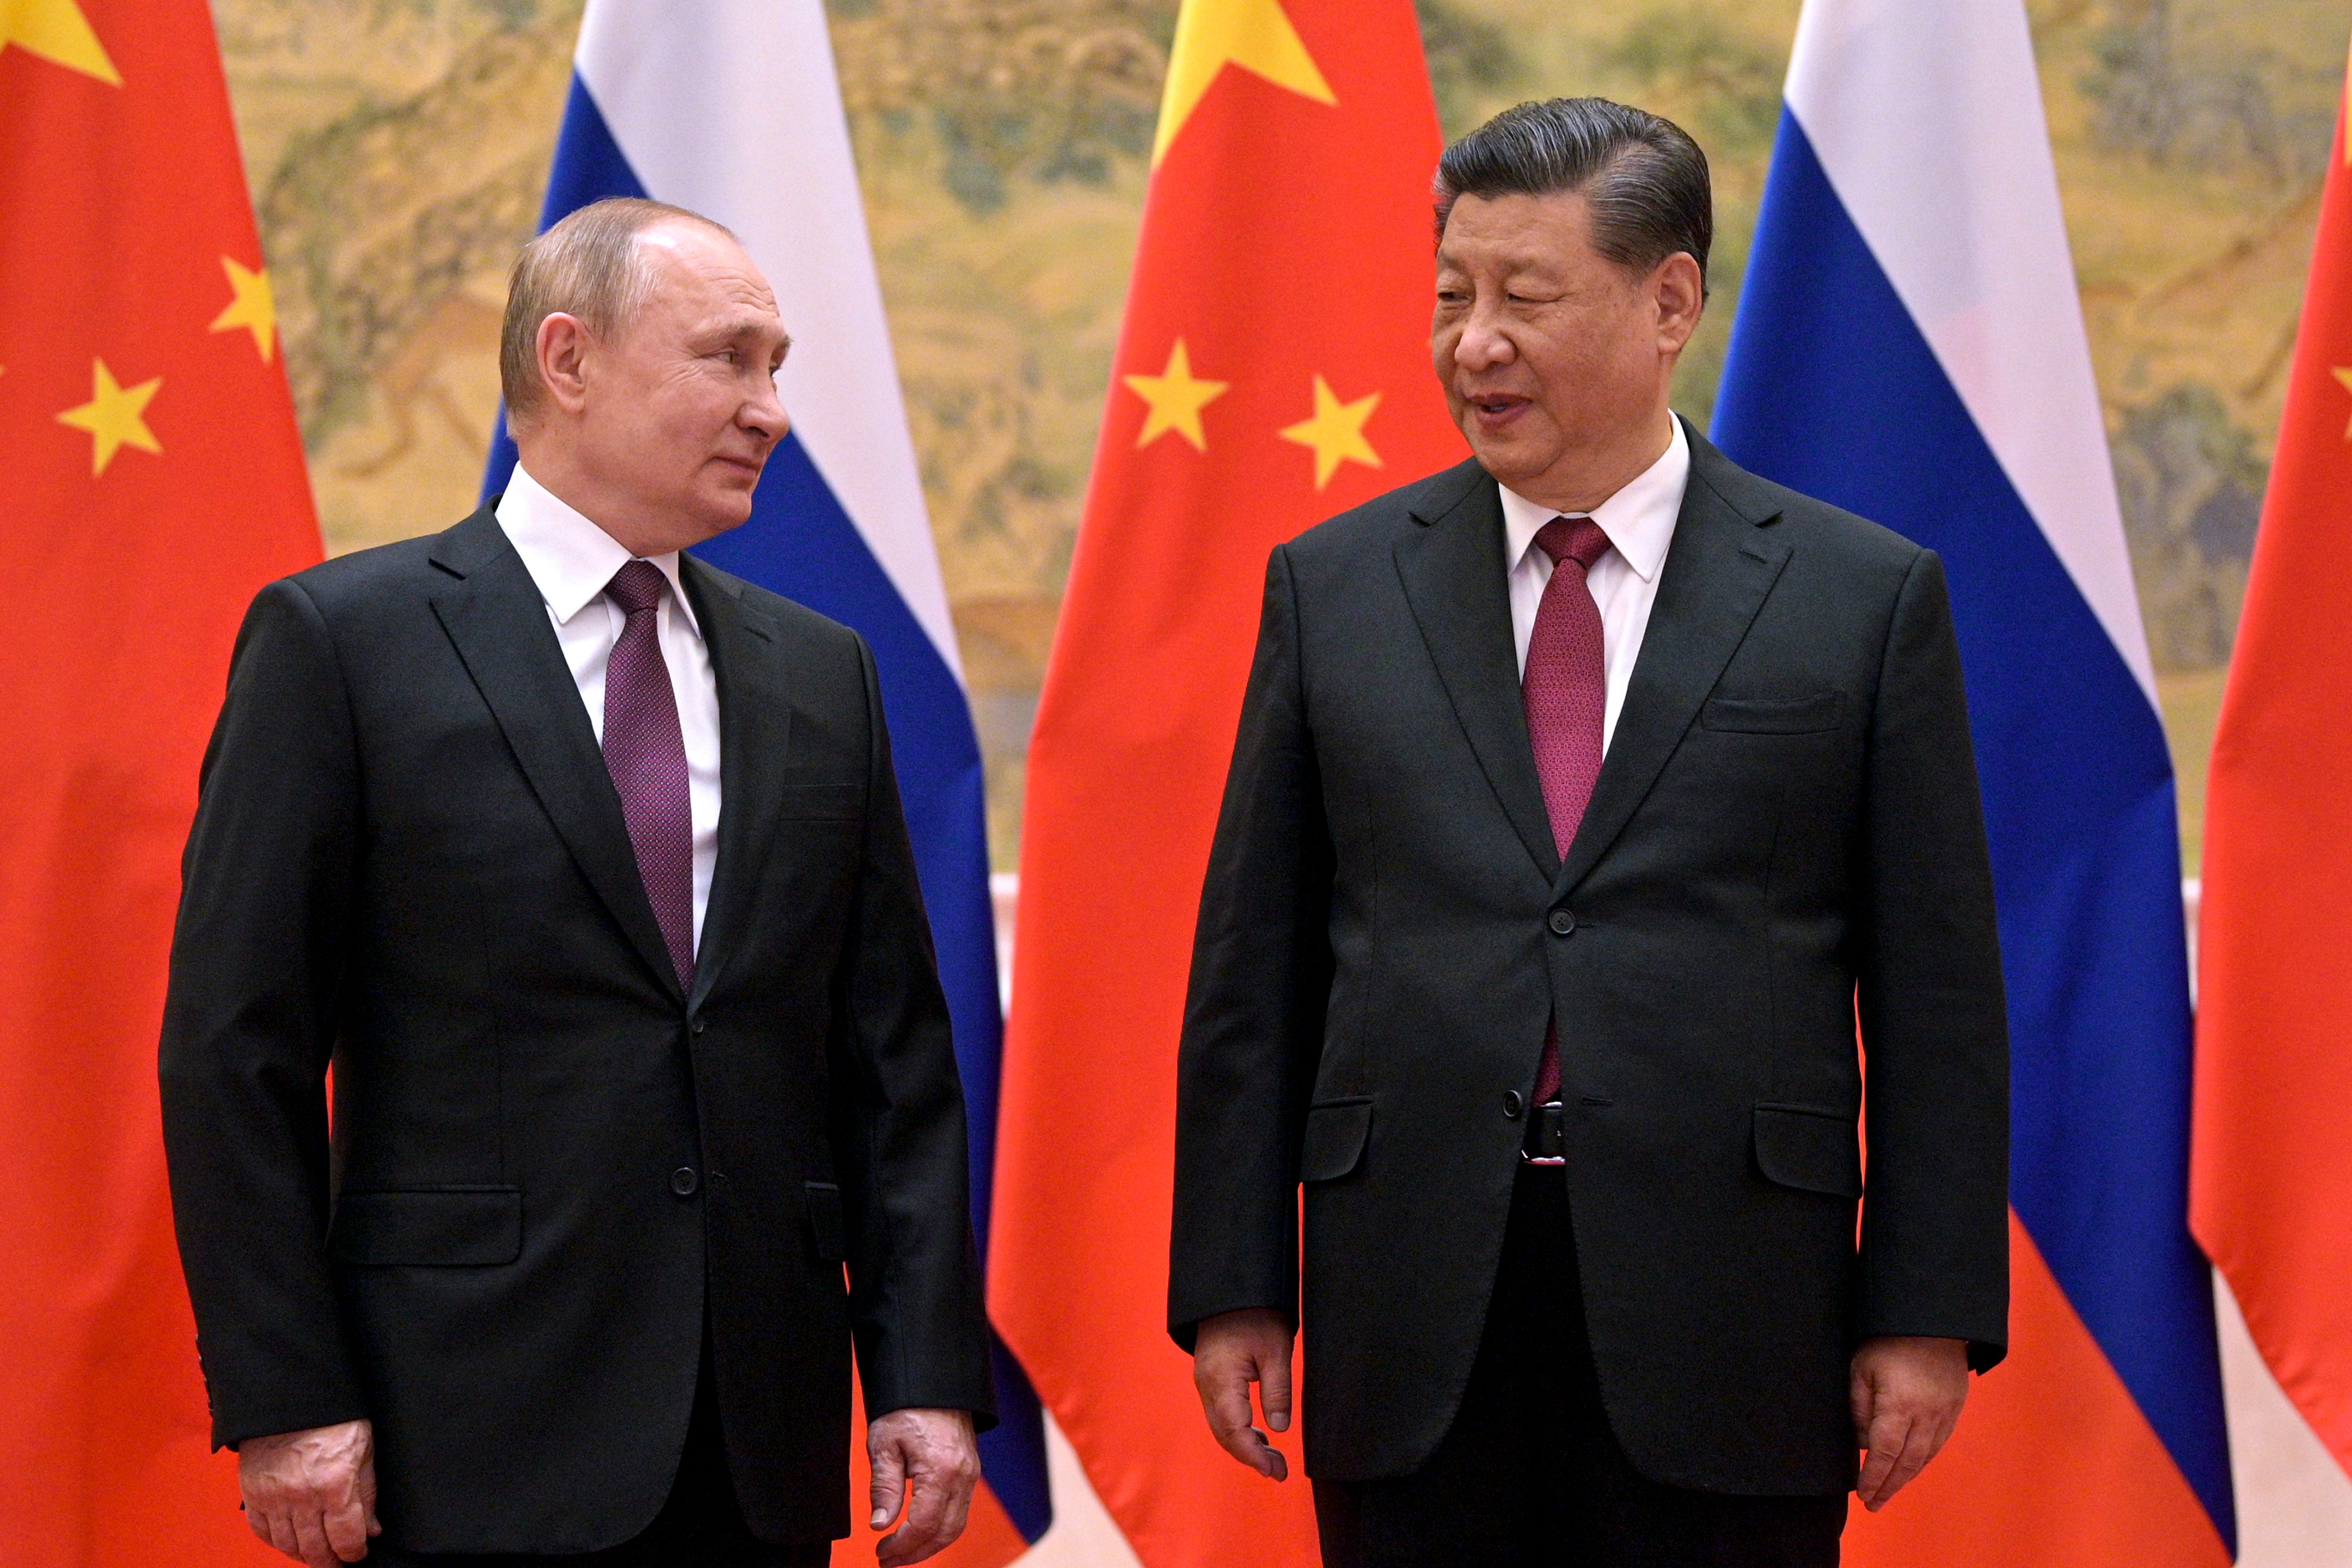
<box><xmin>482</xmin><ymin>1</ymin><xmax>1051</xmax><ymax>1553</ymax></box>
<box><xmin>1713</xmin><ymin>0</ymin><xmax>2235</xmax><ymax>1561</ymax></box>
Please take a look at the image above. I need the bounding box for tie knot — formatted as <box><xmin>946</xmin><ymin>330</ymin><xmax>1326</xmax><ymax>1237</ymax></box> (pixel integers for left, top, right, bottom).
<box><xmin>606</xmin><ymin>559</ymin><xmax>668</xmax><ymax>617</ymax></box>
<box><xmin>1534</xmin><ymin>515</ymin><xmax>1611</xmax><ymax>574</ymax></box>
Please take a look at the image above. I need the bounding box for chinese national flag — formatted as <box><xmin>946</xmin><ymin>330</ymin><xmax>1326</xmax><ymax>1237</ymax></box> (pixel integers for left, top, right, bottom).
<box><xmin>2191</xmin><ymin>48</ymin><xmax>2352</xmax><ymax>1485</ymax></box>
<box><xmin>990</xmin><ymin>2</ymin><xmax>1464</xmax><ymax>1564</ymax></box>
<box><xmin>0</xmin><ymin>1</ymin><xmax>321</xmax><ymax>1561</ymax></box>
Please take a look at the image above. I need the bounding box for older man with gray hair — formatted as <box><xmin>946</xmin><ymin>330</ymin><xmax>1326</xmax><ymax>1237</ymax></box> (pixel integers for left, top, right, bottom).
<box><xmin>162</xmin><ymin>197</ymin><xmax>990</xmax><ymax>1568</ymax></box>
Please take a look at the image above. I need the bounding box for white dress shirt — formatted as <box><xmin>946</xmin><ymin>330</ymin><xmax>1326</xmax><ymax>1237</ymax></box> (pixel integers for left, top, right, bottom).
<box><xmin>1501</xmin><ymin>414</ymin><xmax>1691</xmax><ymax>754</ymax></box>
<box><xmin>496</xmin><ymin>464</ymin><xmax>723</xmax><ymax>955</ymax></box>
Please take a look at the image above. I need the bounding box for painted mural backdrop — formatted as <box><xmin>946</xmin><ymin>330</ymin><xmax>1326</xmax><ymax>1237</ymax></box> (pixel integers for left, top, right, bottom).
<box><xmin>214</xmin><ymin>0</ymin><xmax>2351</xmax><ymax>872</ymax></box>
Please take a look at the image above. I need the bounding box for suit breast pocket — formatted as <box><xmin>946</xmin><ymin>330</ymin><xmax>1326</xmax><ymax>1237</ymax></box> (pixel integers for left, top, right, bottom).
<box><xmin>1702</xmin><ymin>691</ymin><xmax>1844</xmax><ymax>734</ymax></box>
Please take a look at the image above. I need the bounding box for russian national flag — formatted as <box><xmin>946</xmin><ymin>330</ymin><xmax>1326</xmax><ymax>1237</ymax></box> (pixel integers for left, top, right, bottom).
<box><xmin>1712</xmin><ymin>0</ymin><xmax>2234</xmax><ymax>1560</ymax></box>
<box><xmin>481</xmin><ymin>1</ymin><xmax>1052</xmax><ymax>1553</ymax></box>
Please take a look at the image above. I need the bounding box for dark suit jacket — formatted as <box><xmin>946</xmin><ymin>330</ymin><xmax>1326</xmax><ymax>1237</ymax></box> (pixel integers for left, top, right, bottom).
<box><xmin>1168</xmin><ymin>424</ymin><xmax>2009</xmax><ymax>1496</ymax></box>
<box><xmin>160</xmin><ymin>505</ymin><xmax>992</xmax><ymax>1552</ymax></box>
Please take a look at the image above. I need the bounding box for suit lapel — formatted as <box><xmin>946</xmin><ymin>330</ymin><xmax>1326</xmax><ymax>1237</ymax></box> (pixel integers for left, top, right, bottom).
<box><xmin>1555</xmin><ymin>426</ymin><xmax>1791</xmax><ymax>896</ymax></box>
<box><xmin>680</xmin><ymin>557</ymin><xmax>787</xmax><ymax>1011</ymax></box>
<box><xmin>1393</xmin><ymin>460</ymin><xmax>1560</xmax><ymax>880</ymax></box>
<box><xmin>427</xmin><ymin>507</ymin><xmax>684</xmax><ymax>1003</ymax></box>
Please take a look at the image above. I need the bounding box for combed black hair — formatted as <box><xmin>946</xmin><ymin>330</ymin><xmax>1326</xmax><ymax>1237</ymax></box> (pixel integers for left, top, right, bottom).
<box><xmin>1434</xmin><ymin>97</ymin><xmax>1713</xmax><ymax>294</ymax></box>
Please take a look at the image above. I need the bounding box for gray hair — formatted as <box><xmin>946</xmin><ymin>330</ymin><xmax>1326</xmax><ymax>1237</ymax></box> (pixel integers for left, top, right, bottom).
<box><xmin>1434</xmin><ymin>97</ymin><xmax>1713</xmax><ymax>295</ymax></box>
<box><xmin>498</xmin><ymin>197</ymin><xmax>738</xmax><ymax>427</ymax></box>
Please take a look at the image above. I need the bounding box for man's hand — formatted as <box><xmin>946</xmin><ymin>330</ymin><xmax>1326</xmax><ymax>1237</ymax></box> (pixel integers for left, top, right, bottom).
<box><xmin>867</xmin><ymin>1407</ymin><xmax>979</xmax><ymax>1566</ymax></box>
<box><xmin>1851</xmin><ymin>1336</ymin><xmax>1969</xmax><ymax>1510</ymax></box>
<box><xmin>238</xmin><ymin>1419</ymin><xmax>381</xmax><ymax>1566</ymax></box>
<box><xmin>1192</xmin><ymin>1307</ymin><xmax>1293</xmax><ymax>1481</ymax></box>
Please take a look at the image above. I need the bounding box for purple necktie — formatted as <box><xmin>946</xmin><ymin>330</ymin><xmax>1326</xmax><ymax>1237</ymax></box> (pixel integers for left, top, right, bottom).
<box><xmin>602</xmin><ymin>560</ymin><xmax>695</xmax><ymax>989</ymax></box>
<box><xmin>1523</xmin><ymin>516</ymin><xmax>1612</xmax><ymax>1105</ymax></box>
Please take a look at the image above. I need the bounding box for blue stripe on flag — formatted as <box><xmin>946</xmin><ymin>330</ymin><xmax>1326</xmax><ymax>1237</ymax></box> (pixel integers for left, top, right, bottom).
<box><xmin>484</xmin><ymin>70</ymin><xmax>1054</xmax><ymax>1543</ymax></box>
<box><xmin>1712</xmin><ymin>109</ymin><xmax>2234</xmax><ymax>1546</ymax></box>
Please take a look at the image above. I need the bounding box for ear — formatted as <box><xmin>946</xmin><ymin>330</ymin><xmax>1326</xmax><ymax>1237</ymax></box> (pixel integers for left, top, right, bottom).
<box><xmin>1653</xmin><ymin>253</ymin><xmax>1706</xmax><ymax>358</ymax></box>
<box><xmin>535</xmin><ymin>312</ymin><xmax>594</xmax><ymax>419</ymax></box>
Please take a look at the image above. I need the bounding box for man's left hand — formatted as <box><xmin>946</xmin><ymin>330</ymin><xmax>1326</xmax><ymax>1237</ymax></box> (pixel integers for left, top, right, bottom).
<box><xmin>867</xmin><ymin>1407</ymin><xmax>979</xmax><ymax>1565</ymax></box>
<box><xmin>1851</xmin><ymin>1336</ymin><xmax>1970</xmax><ymax>1510</ymax></box>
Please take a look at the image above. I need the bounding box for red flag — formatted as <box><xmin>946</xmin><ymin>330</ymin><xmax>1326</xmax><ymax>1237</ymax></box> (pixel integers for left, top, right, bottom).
<box><xmin>990</xmin><ymin>2</ymin><xmax>1463</xmax><ymax>1563</ymax></box>
<box><xmin>2191</xmin><ymin>46</ymin><xmax>2352</xmax><ymax>1487</ymax></box>
<box><xmin>0</xmin><ymin>2</ymin><xmax>321</xmax><ymax>1561</ymax></box>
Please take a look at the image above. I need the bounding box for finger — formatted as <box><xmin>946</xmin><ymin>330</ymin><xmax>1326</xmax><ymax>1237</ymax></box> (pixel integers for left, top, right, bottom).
<box><xmin>323</xmin><ymin>1488</ymin><xmax>371</xmax><ymax>1563</ymax></box>
<box><xmin>1260</xmin><ymin>1341</ymin><xmax>1294</xmax><ymax>1435</ymax></box>
<box><xmin>360</xmin><ymin>1453</ymin><xmax>383</xmax><ymax>1536</ymax></box>
<box><xmin>1857</xmin><ymin>1415</ymin><xmax>1914</xmax><ymax>1511</ymax></box>
<box><xmin>883</xmin><ymin>1471</ymin><xmax>977</xmax><ymax>1568</ymax></box>
<box><xmin>291</xmin><ymin>1509</ymin><xmax>343</xmax><ymax>1568</ymax></box>
<box><xmin>259</xmin><ymin>1510</ymin><xmax>303</xmax><ymax>1560</ymax></box>
<box><xmin>869</xmin><ymin>1436</ymin><xmax>907</xmax><ymax>1531</ymax></box>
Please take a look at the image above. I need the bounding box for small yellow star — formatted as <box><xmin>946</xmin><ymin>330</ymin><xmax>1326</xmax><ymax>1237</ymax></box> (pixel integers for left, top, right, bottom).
<box><xmin>57</xmin><ymin>358</ymin><xmax>163</xmax><ymax>475</ymax></box>
<box><xmin>210</xmin><ymin>257</ymin><xmax>279</xmax><ymax>363</ymax></box>
<box><xmin>1280</xmin><ymin>374</ymin><xmax>1382</xmax><ymax>490</ymax></box>
<box><xmin>1153</xmin><ymin>0</ymin><xmax>1335</xmax><ymax>166</ymax></box>
<box><xmin>1</xmin><ymin>0</ymin><xmax>122</xmax><ymax>85</ymax></box>
<box><xmin>2332</xmin><ymin>367</ymin><xmax>2352</xmax><ymax>439</ymax></box>
<box><xmin>1124</xmin><ymin>339</ymin><xmax>1230</xmax><ymax>452</ymax></box>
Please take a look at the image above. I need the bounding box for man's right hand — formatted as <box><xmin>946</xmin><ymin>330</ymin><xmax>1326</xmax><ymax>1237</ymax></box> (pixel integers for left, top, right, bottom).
<box><xmin>1191</xmin><ymin>1307</ymin><xmax>1294</xmax><ymax>1481</ymax></box>
<box><xmin>238</xmin><ymin>1418</ymin><xmax>381</xmax><ymax>1566</ymax></box>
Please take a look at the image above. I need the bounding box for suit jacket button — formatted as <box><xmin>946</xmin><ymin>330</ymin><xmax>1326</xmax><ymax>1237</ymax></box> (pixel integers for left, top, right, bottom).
<box><xmin>1502</xmin><ymin>1090</ymin><xmax>1524</xmax><ymax>1120</ymax></box>
<box><xmin>670</xmin><ymin>1166</ymin><xmax>700</xmax><ymax>1197</ymax></box>
<box><xmin>1548</xmin><ymin>909</ymin><xmax>1576</xmax><ymax>936</ymax></box>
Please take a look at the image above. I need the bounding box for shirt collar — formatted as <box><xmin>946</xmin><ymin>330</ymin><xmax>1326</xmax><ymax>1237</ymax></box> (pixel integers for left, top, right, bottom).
<box><xmin>1498</xmin><ymin>413</ymin><xmax>1690</xmax><ymax>584</ymax></box>
<box><xmin>493</xmin><ymin>463</ymin><xmax>700</xmax><ymax>635</ymax></box>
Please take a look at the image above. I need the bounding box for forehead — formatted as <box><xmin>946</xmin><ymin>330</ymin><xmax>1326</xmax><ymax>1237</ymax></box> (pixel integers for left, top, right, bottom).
<box><xmin>1437</xmin><ymin>190</ymin><xmax>1600</xmax><ymax>271</ymax></box>
<box><xmin>637</xmin><ymin>221</ymin><xmax>785</xmax><ymax>331</ymax></box>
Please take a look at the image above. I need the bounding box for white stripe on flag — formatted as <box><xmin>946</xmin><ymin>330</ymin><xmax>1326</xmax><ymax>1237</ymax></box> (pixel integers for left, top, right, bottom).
<box><xmin>575</xmin><ymin>0</ymin><xmax>963</xmax><ymax>679</ymax></box>
<box><xmin>1785</xmin><ymin>0</ymin><xmax>2155</xmax><ymax>700</ymax></box>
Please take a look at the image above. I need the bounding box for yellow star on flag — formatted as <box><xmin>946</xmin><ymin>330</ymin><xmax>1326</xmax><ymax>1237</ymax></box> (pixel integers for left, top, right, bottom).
<box><xmin>58</xmin><ymin>358</ymin><xmax>163</xmax><ymax>475</ymax></box>
<box><xmin>1151</xmin><ymin>0</ymin><xmax>1335</xmax><ymax>166</ymax></box>
<box><xmin>1281</xmin><ymin>374</ymin><xmax>1382</xmax><ymax>490</ymax></box>
<box><xmin>1125</xmin><ymin>339</ymin><xmax>1230</xmax><ymax>452</ymax></box>
<box><xmin>210</xmin><ymin>257</ymin><xmax>280</xmax><ymax>363</ymax></box>
<box><xmin>1</xmin><ymin>0</ymin><xmax>122</xmax><ymax>85</ymax></box>
<box><xmin>2333</xmin><ymin>367</ymin><xmax>2352</xmax><ymax>438</ymax></box>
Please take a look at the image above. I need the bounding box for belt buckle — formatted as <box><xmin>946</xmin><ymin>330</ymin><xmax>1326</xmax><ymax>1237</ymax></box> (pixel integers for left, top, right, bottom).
<box><xmin>1520</xmin><ymin>1100</ymin><xmax>1569</xmax><ymax>1164</ymax></box>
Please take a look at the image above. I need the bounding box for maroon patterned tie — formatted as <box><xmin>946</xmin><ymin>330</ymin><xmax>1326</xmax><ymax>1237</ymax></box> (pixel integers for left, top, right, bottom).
<box><xmin>1524</xmin><ymin>517</ymin><xmax>1612</xmax><ymax>1104</ymax></box>
<box><xmin>602</xmin><ymin>560</ymin><xmax>695</xmax><ymax>989</ymax></box>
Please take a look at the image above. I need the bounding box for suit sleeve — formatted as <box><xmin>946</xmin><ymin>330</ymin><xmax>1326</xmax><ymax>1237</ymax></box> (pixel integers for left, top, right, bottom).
<box><xmin>159</xmin><ymin>579</ymin><xmax>369</xmax><ymax>1449</ymax></box>
<box><xmin>1852</xmin><ymin>547</ymin><xmax>2012</xmax><ymax>1371</ymax></box>
<box><xmin>1167</xmin><ymin>543</ymin><xmax>1335</xmax><ymax>1350</ymax></box>
<box><xmin>828</xmin><ymin>635</ymin><xmax>996</xmax><ymax>1427</ymax></box>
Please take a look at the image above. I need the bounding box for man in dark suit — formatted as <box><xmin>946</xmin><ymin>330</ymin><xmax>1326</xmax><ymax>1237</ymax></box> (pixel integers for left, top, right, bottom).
<box><xmin>162</xmin><ymin>197</ymin><xmax>991</xmax><ymax>1568</ymax></box>
<box><xmin>1170</xmin><ymin>99</ymin><xmax>2009</xmax><ymax>1567</ymax></box>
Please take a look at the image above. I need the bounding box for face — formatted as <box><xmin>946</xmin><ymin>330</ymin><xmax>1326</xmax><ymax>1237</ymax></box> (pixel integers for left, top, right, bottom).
<box><xmin>546</xmin><ymin>222</ymin><xmax>791</xmax><ymax>549</ymax></box>
<box><xmin>1431</xmin><ymin>190</ymin><xmax>1702</xmax><ymax>506</ymax></box>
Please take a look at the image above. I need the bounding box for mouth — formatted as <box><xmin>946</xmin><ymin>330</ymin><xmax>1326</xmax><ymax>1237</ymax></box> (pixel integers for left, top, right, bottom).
<box><xmin>1462</xmin><ymin>392</ymin><xmax>1532</xmax><ymax>431</ymax></box>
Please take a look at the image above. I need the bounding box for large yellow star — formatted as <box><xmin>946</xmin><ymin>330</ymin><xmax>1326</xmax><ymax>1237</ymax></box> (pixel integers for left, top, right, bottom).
<box><xmin>1</xmin><ymin>0</ymin><xmax>122</xmax><ymax>85</ymax></box>
<box><xmin>1124</xmin><ymin>339</ymin><xmax>1230</xmax><ymax>452</ymax></box>
<box><xmin>2333</xmin><ymin>367</ymin><xmax>2352</xmax><ymax>438</ymax></box>
<box><xmin>210</xmin><ymin>257</ymin><xmax>280</xmax><ymax>363</ymax></box>
<box><xmin>1151</xmin><ymin>0</ymin><xmax>1335</xmax><ymax>166</ymax></box>
<box><xmin>1280</xmin><ymin>374</ymin><xmax>1382</xmax><ymax>490</ymax></box>
<box><xmin>58</xmin><ymin>358</ymin><xmax>162</xmax><ymax>475</ymax></box>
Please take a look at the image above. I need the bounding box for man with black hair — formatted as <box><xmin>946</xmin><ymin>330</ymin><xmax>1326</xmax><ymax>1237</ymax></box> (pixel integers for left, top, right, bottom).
<box><xmin>1170</xmin><ymin>98</ymin><xmax>2009</xmax><ymax>1568</ymax></box>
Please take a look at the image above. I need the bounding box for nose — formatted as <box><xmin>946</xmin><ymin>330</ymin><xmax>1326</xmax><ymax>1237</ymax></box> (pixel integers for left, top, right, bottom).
<box><xmin>744</xmin><ymin>376</ymin><xmax>790</xmax><ymax>446</ymax></box>
<box><xmin>1454</xmin><ymin>301</ymin><xmax>1515</xmax><ymax>372</ymax></box>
